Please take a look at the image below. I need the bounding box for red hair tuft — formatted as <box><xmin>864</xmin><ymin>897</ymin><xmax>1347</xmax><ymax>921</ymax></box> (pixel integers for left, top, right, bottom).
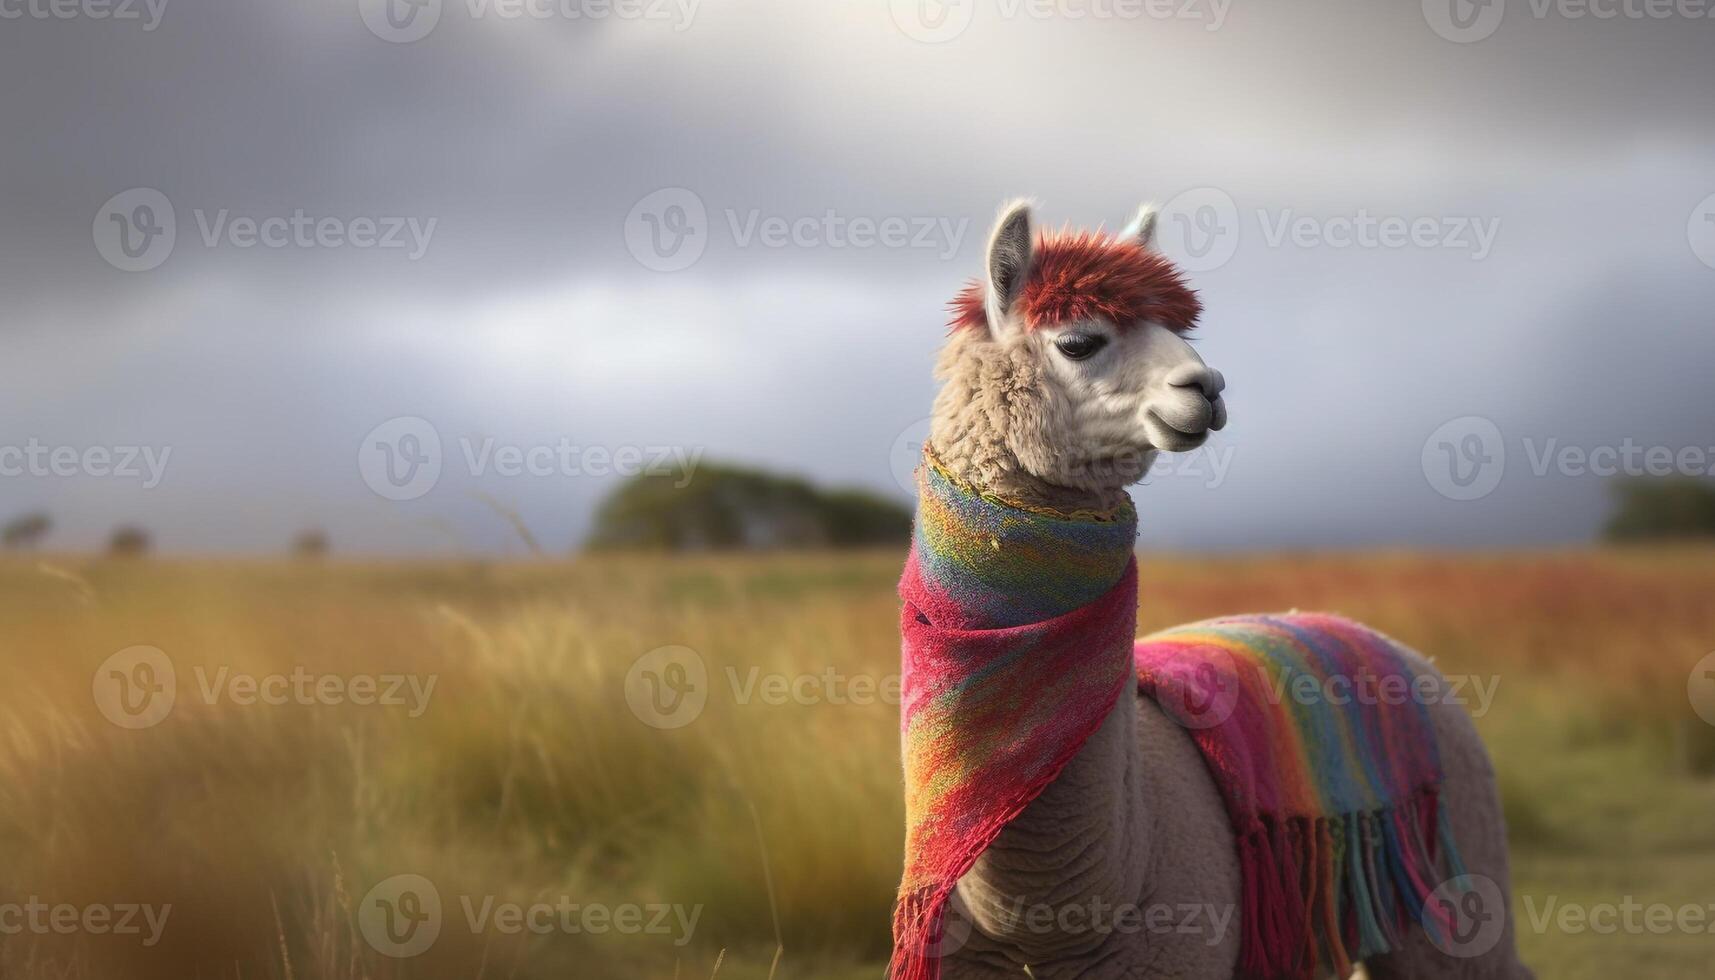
<box><xmin>946</xmin><ymin>229</ymin><xmax>1201</xmax><ymax>334</ymax></box>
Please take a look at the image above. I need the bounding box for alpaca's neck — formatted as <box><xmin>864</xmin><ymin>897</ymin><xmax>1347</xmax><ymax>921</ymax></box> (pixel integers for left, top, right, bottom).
<box><xmin>955</xmin><ymin>688</ymin><xmax>1152</xmax><ymax>962</ymax></box>
<box><xmin>929</xmin><ymin>438</ymin><xmax>1151</xmax><ymax>960</ymax></box>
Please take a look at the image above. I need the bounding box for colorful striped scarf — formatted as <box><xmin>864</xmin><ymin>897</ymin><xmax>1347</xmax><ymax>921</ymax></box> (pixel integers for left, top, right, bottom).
<box><xmin>1135</xmin><ymin>615</ymin><xmax>1470</xmax><ymax>978</ymax></box>
<box><xmin>893</xmin><ymin>455</ymin><xmax>1469</xmax><ymax>980</ymax></box>
<box><xmin>893</xmin><ymin>456</ymin><xmax>1139</xmax><ymax>980</ymax></box>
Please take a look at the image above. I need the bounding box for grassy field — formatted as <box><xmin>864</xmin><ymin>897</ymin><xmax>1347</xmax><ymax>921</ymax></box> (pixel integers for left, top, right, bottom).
<box><xmin>1</xmin><ymin>549</ymin><xmax>1712</xmax><ymax>979</ymax></box>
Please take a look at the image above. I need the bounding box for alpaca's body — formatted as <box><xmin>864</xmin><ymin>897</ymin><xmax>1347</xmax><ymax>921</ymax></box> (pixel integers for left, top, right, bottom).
<box><xmin>945</xmin><ymin>646</ymin><xmax>1529</xmax><ymax>979</ymax></box>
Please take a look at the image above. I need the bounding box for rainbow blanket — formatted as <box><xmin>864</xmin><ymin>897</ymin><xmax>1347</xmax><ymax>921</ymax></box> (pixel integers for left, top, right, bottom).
<box><xmin>893</xmin><ymin>456</ymin><xmax>1467</xmax><ymax>980</ymax></box>
<box><xmin>1135</xmin><ymin>615</ymin><xmax>1469</xmax><ymax>978</ymax></box>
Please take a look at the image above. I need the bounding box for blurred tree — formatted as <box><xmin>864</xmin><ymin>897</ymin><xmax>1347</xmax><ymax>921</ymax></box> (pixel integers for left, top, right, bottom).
<box><xmin>1601</xmin><ymin>477</ymin><xmax>1715</xmax><ymax>542</ymax></box>
<box><xmin>293</xmin><ymin>529</ymin><xmax>330</xmax><ymax>559</ymax></box>
<box><xmin>586</xmin><ymin>461</ymin><xmax>911</xmax><ymax>552</ymax></box>
<box><xmin>107</xmin><ymin>526</ymin><xmax>152</xmax><ymax>558</ymax></box>
<box><xmin>1</xmin><ymin>511</ymin><xmax>51</xmax><ymax>550</ymax></box>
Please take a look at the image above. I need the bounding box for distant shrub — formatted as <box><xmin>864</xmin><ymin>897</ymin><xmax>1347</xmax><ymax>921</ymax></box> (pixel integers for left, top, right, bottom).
<box><xmin>1682</xmin><ymin>718</ymin><xmax>1715</xmax><ymax>779</ymax></box>
<box><xmin>107</xmin><ymin>526</ymin><xmax>152</xmax><ymax>558</ymax></box>
<box><xmin>1</xmin><ymin>512</ymin><xmax>51</xmax><ymax>550</ymax></box>
<box><xmin>293</xmin><ymin>529</ymin><xmax>330</xmax><ymax>559</ymax></box>
<box><xmin>1602</xmin><ymin>476</ymin><xmax>1715</xmax><ymax>542</ymax></box>
<box><xmin>587</xmin><ymin>461</ymin><xmax>911</xmax><ymax>552</ymax></box>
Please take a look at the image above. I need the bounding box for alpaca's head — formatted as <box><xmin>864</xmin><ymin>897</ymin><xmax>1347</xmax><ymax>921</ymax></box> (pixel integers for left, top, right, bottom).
<box><xmin>930</xmin><ymin>199</ymin><xmax>1227</xmax><ymax>497</ymax></box>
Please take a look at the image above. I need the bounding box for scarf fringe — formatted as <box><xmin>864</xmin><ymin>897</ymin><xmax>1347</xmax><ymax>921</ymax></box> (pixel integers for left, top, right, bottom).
<box><xmin>1233</xmin><ymin>786</ymin><xmax>1471</xmax><ymax>979</ymax></box>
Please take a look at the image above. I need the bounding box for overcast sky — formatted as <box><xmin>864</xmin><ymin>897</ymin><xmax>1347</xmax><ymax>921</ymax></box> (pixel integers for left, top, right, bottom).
<box><xmin>2</xmin><ymin>0</ymin><xmax>1712</xmax><ymax>554</ymax></box>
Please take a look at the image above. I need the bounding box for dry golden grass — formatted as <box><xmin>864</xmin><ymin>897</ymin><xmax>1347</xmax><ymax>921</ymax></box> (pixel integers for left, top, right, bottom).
<box><xmin>0</xmin><ymin>548</ymin><xmax>1712</xmax><ymax>979</ymax></box>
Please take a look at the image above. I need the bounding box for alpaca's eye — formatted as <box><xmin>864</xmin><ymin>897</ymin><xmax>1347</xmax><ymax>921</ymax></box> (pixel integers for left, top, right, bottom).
<box><xmin>1054</xmin><ymin>334</ymin><xmax>1108</xmax><ymax>361</ymax></box>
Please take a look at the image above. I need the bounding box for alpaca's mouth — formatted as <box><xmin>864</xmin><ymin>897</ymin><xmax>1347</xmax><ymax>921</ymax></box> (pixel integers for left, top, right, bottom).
<box><xmin>1144</xmin><ymin>408</ymin><xmax>1212</xmax><ymax>452</ymax></box>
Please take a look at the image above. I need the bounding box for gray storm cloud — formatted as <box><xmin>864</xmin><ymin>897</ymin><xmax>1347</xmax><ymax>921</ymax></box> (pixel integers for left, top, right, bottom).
<box><xmin>2</xmin><ymin>0</ymin><xmax>1712</xmax><ymax>552</ymax></box>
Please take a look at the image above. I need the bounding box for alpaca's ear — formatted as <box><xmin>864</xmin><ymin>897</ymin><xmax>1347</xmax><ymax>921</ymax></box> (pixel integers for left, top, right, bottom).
<box><xmin>985</xmin><ymin>199</ymin><xmax>1034</xmax><ymax>332</ymax></box>
<box><xmin>1121</xmin><ymin>203</ymin><xmax>1159</xmax><ymax>249</ymax></box>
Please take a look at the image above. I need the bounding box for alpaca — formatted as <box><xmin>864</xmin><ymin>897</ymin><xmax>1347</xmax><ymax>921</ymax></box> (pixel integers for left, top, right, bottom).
<box><xmin>895</xmin><ymin>199</ymin><xmax>1534</xmax><ymax>980</ymax></box>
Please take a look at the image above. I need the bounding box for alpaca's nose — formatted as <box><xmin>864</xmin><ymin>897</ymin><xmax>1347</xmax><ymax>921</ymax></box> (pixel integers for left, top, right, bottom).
<box><xmin>1163</xmin><ymin>363</ymin><xmax>1228</xmax><ymax>433</ymax></box>
<box><xmin>1167</xmin><ymin>363</ymin><xmax>1226</xmax><ymax>400</ymax></box>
